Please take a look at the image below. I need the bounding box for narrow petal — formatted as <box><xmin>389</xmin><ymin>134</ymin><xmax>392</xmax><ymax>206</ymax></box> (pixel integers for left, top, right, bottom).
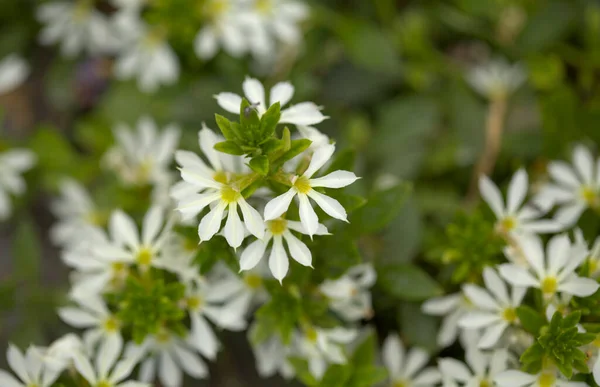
<box><xmin>199</xmin><ymin>126</ymin><xmax>223</xmax><ymax>172</ymax></box>
<box><xmin>215</xmin><ymin>92</ymin><xmax>242</xmax><ymax>114</ymax></box>
<box><xmin>494</xmin><ymin>370</ymin><xmax>536</xmax><ymax>387</ymax></box>
<box><xmin>198</xmin><ymin>201</ymin><xmax>226</xmax><ymax>242</ymax></box>
<box><xmin>558</xmin><ymin>277</ymin><xmax>600</xmax><ymax>297</ymax></box>
<box><xmin>573</xmin><ymin>145</ymin><xmax>595</xmax><ymax>184</ymax></box>
<box><xmin>159</xmin><ymin>352</ymin><xmax>181</xmax><ymax>387</ymax></box>
<box><xmin>268</xmin><ymin>236</ymin><xmax>289</xmax><ymax>282</ymax></box>
<box><xmin>240</xmin><ymin>238</ymin><xmax>269</xmax><ymax>271</ymax></box>
<box><xmin>57</xmin><ymin>307</ymin><xmax>99</xmax><ymax>328</ymax></box>
<box><xmin>298</xmin><ymin>193</ymin><xmax>319</xmax><ymax>237</ymax></box>
<box><xmin>224</xmin><ymin>203</ymin><xmax>244</xmax><ymax>249</ymax></box>
<box><xmin>521</xmin><ymin>219</ymin><xmax>563</xmax><ymax>234</ymax></box>
<box><xmin>412</xmin><ymin>368</ymin><xmax>442</xmax><ymax>385</ymax></box>
<box><xmin>489</xmin><ymin>349</ymin><xmax>508</xmax><ymax>377</ymax></box>
<box><xmin>0</xmin><ymin>370</ymin><xmax>22</xmax><ymax>387</ymax></box>
<box><xmin>309</xmin><ymin>170</ymin><xmax>359</xmax><ymax>189</ymax></box>
<box><xmin>404</xmin><ymin>348</ymin><xmax>429</xmax><ymax>378</ymax></box>
<box><xmin>173</xmin><ymin>345</ymin><xmax>208</xmax><ymax>378</ymax></box>
<box><xmin>264</xmin><ymin>188</ymin><xmax>296</xmax><ymax>221</ymax></box>
<box><xmin>303</xmin><ymin>144</ymin><xmax>335</xmax><ymax>179</ymax></box>
<box><xmin>554</xmin><ymin>203</ymin><xmax>586</xmax><ymax>228</ymax></box>
<box><xmin>243</xmin><ymin>77</ymin><xmax>266</xmax><ymax>110</ymax></box>
<box><xmin>382</xmin><ymin>334</ymin><xmax>403</xmax><ymax>379</ymax></box>
<box><xmin>483</xmin><ymin>267</ymin><xmax>509</xmax><ymax>305</ymax></box>
<box><xmin>280</xmin><ymin>102</ymin><xmax>328</xmax><ymax>126</ymax></box>
<box><xmin>269</xmin><ymin>82</ymin><xmax>294</xmax><ymax>107</ymax></box>
<box><xmin>238</xmin><ymin>196</ymin><xmax>265</xmax><ymax>239</ymax></box>
<box><xmin>478</xmin><ymin>321</ymin><xmax>508</xmax><ymax>348</ymax></box>
<box><xmin>307</xmin><ymin>190</ymin><xmax>347</xmax><ymax>222</ymax></box>
<box><xmin>283</xmin><ymin>231</ymin><xmax>312</xmax><ymax>267</ymax></box>
<box><xmin>516</xmin><ymin>235</ymin><xmax>546</xmax><ymax>279</ymax></box>
<box><xmin>462</xmin><ymin>285</ymin><xmax>500</xmax><ymax>310</ymax></box>
<box><xmin>421</xmin><ymin>294</ymin><xmax>461</xmax><ymax>315</ymax></box>
<box><xmin>190</xmin><ymin>314</ymin><xmax>219</xmax><ymax>359</ymax></box>
<box><xmin>96</xmin><ymin>334</ymin><xmax>122</xmax><ymax>379</ymax></box>
<box><xmin>479</xmin><ymin>176</ymin><xmax>505</xmax><ymax>218</ymax></box>
<box><xmin>548</xmin><ymin>161</ymin><xmax>580</xmax><ymax>188</ymax></box>
<box><xmin>108</xmin><ymin>358</ymin><xmax>137</xmax><ymax>384</ymax></box>
<box><xmin>176</xmin><ymin>192</ymin><xmax>221</xmax><ymax>220</ymax></box>
<box><xmin>458</xmin><ymin>312</ymin><xmax>502</xmax><ymax>329</ymax></box>
<box><xmin>73</xmin><ymin>353</ymin><xmax>97</xmax><ymax>384</ymax></box>
<box><xmin>507</xmin><ymin>169</ymin><xmax>528</xmax><ymax>214</ymax></box>
<box><xmin>7</xmin><ymin>345</ymin><xmax>29</xmax><ymax>383</ymax></box>
<box><xmin>142</xmin><ymin>206</ymin><xmax>163</xmax><ymax>245</ymax></box>
<box><xmin>109</xmin><ymin>210</ymin><xmax>139</xmax><ymax>249</ymax></box>
<box><xmin>547</xmin><ymin>234</ymin><xmax>571</xmax><ymax>276</ymax></box>
<box><xmin>439</xmin><ymin>358</ymin><xmax>472</xmax><ymax>382</ymax></box>
<box><xmin>498</xmin><ymin>264</ymin><xmax>538</xmax><ymax>288</ymax></box>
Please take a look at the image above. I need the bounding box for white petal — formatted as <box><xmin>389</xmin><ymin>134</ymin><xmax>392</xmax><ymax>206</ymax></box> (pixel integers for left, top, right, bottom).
<box><xmin>280</xmin><ymin>102</ymin><xmax>328</xmax><ymax>126</ymax></box>
<box><xmin>0</xmin><ymin>54</ymin><xmax>29</xmax><ymax>94</ymax></box>
<box><xmin>243</xmin><ymin>77</ymin><xmax>266</xmax><ymax>109</ymax></box>
<box><xmin>224</xmin><ymin>203</ymin><xmax>244</xmax><ymax>249</ymax></box>
<box><xmin>439</xmin><ymin>358</ymin><xmax>472</xmax><ymax>382</ymax></box>
<box><xmin>215</xmin><ymin>92</ymin><xmax>243</xmax><ymax>114</ymax></box>
<box><xmin>283</xmin><ymin>231</ymin><xmax>312</xmax><ymax>267</ymax></box>
<box><xmin>479</xmin><ymin>175</ymin><xmax>505</xmax><ymax>218</ymax></box>
<box><xmin>73</xmin><ymin>353</ymin><xmax>97</xmax><ymax>384</ymax></box>
<box><xmin>269</xmin><ymin>82</ymin><xmax>294</xmax><ymax>107</ymax></box>
<box><xmin>463</xmin><ymin>284</ymin><xmax>500</xmax><ymax>310</ymax></box>
<box><xmin>382</xmin><ymin>334</ymin><xmax>403</xmax><ymax>379</ymax></box>
<box><xmin>173</xmin><ymin>345</ymin><xmax>208</xmax><ymax>378</ymax></box>
<box><xmin>194</xmin><ymin>27</ymin><xmax>218</xmax><ymax>60</ymax></box>
<box><xmin>298</xmin><ymin>193</ymin><xmax>319</xmax><ymax>237</ymax></box>
<box><xmin>97</xmin><ymin>334</ymin><xmax>122</xmax><ymax>379</ymax></box>
<box><xmin>498</xmin><ymin>264</ymin><xmax>538</xmax><ymax>288</ymax></box>
<box><xmin>198</xmin><ymin>201</ymin><xmax>226</xmax><ymax>242</ymax></box>
<box><xmin>465</xmin><ymin>349</ymin><xmax>487</xmax><ymax>376</ymax></box>
<box><xmin>58</xmin><ymin>307</ymin><xmax>99</xmax><ymax>328</ymax></box>
<box><xmin>308</xmin><ymin>190</ymin><xmax>347</xmax><ymax>223</ymax></box>
<box><xmin>309</xmin><ymin>170</ymin><xmax>359</xmax><ymax>189</ymax></box>
<box><xmin>517</xmin><ymin>235</ymin><xmax>545</xmax><ymax>279</ymax></box>
<box><xmin>547</xmin><ymin>234</ymin><xmax>570</xmax><ymax>276</ymax></box>
<box><xmin>268</xmin><ymin>236</ymin><xmax>289</xmax><ymax>282</ymax></box>
<box><xmin>190</xmin><ymin>313</ymin><xmax>219</xmax><ymax>359</ymax></box>
<box><xmin>159</xmin><ymin>352</ymin><xmax>181</xmax><ymax>387</ymax></box>
<box><xmin>142</xmin><ymin>206</ymin><xmax>163</xmax><ymax>245</ymax></box>
<box><xmin>558</xmin><ymin>277</ymin><xmax>599</xmax><ymax>297</ymax></box>
<box><xmin>404</xmin><ymin>348</ymin><xmax>429</xmax><ymax>378</ymax></box>
<box><xmin>548</xmin><ymin>161</ymin><xmax>580</xmax><ymax>188</ymax></box>
<box><xmin>303</xmin><ymin>144</ymin><xmax>335</xmax><ymax>179</ymax></box>
<box><xmin>264</xmin><ymin>188</ymin><xmax>296</xmax><ymax>220</ymax></box>
<box><xmin>593</xmin><ymin>357</ymin><xmax>600</xmax><ymax>387</ymax></box>
<box><xmin>239</xmin><ymin>238</ymin><xmax>269</xmax><ymax>271</ymax></box>
<box><xmin>199</xmin><ymin>126</ymin><xmax>224</xmax><ymax>172</ymax></box>
<box><xmin>109</xmin><ymin>210</ymin><xmax>139</xmax><ymax>249</ymax></box>
<box><xmin>489</xmin><ymin>349</ymin><xmax>509</xmax><ymax>377</ymax></box>
<box><xmin>521</xmin><ymin>219</ymin><xmax>563</xmax><ymax>234</ymax></box>
<box><xmin>507</xmin><ymin>169</ymin><xmax>528</xmax><ymax>214</ymax></box>
<box><xmin>176</xmin><ymin>192</ymin><xmax>221</xmax><ymax>220</ymax></box>
<box><xmin>458</xmin><ymin>312</ymin><xmax>502</xmax><ymax>329</ymax></box>
<box><xmin>554</xmin><ymin>203</ymin><xmax>586</xmax><ymax>228</ymax></box>
<box><xmin>482</xmin><ymin>267</ymin><xmax>509</xmax><ymax>305</ymax></box>
<box><xmin>412</xmin><ymin>368</ymin><xmax>442</xmax><ymax>385</ymax></box>
<box><xmin>494</xmin><ymin>370</ymin><xmax>536</xmax><ymax>387</ymax></box>
<box><xmin>573</xmin><ymin>145</ymin><xmax>595</xmax><ymax>184</ymax></box>
<box><xmin>422</xmin><ymin>294</ymin><xmax>461</xmax><ymax>315</ymax></box>
<box><xmin>7</xmin><ymin>345</ymin><xmax>29</xmax><ymax>384</ymax></box>
<box><xmin>238</xmin><ymin>196</ymin><xmax>265</xmax><ymax>239</ymax></box>
<box><xmin>478</xmin><ymin>321</ymin><xmax>508</xmax><ymax>348</ymax></box>
<box><xmin>0</xmin><ymin>370</ymin><xmax>22</xmax><ymax>387</ymax></box>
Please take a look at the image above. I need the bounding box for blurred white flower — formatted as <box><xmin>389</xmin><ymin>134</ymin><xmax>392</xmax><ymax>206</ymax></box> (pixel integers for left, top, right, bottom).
<box><xmin>479</xmin><ymin>169</ymin><xmax>561</xmax><ymax>235</ymax></box>
<box><xmin>194</xmin><ymin>0</ymin><xmax>249</xmax><ymax>60</ymax></box>
<box><xmin>422</xmin><ymin>293</ymin><xmax>473</xmax><ymax>348</ymax></box>
<box><xmin>458</xmin><ymin>267</ymin><xmax>526</xmax><ymax>349</ymax></box>
<box><xmin>440</xmin><ymin>348</ymin><xmax>509</xmax><ymax>387</ymax></box>
<box><xmin>0</xmin><ymin>345</ymin><xmax>62</xmax><ymax>387</ymax></box>
<box><xmin>264</xmin><ymin>144</ymin><xmax>359</xmax><ymax>237</ymax></box>
<box><xmin>382</xmin><ymin>333</ymin><xmax>441</xmax><ymax>387</ymax></box>
<box><xmin>296</xmin><ymin>326</ymin><xmax>357</xmax><ymax>379</ymax></box>
<box><xmin>536</xmin><ymin>145</ymin><xmax>600</xmax><ymax>228</ymax></box>
<box><xmin>74</xmin><ymin>345</ymin><xmax>147</xmax><ymax>387</ymax></box>
<box><xmin>320</xmin><ymin>263</ymin><xmax>376</xmax><ymax>322</ymax></box>
<box><xmin>36</xmin><ymin>1</ymin><xmax>116</xmax><ymax>57</ymax></box>
<box><xmin>467</xmin><ymin>58</ymin><xmax>526</xmax><ymax>100</ymax></box>
<box><xmin>249</xmin><ymin>328</ymin><xmax>295</xmax><ymax>380</ymax></box>
<box><xmin>31</xmin><ymin>333</ymin><xmax>83</xmax><ymax>374</ymax></box>
<box><xmin>0</xmin><ymin>149</ymin><xmax>36</xmax><ymax>221</ymax></box>
<box><xmin>495</xmin><ymin>369</ymin><xmax>587</xmax><ymax>387</ymax></box>
<box><xmin>215</xmin><ymin>77</ymin><xmax>328</xmax><ymax>127</ymax></box>
<box><xmin>0</xmin><ymin>54</ymin><xmax>29</xmax><ymax>94</ymax></box>
<box><xmin>499</xmin><ymin>234</ymin><xmax>599</xmax><ymax>299</ymax></box>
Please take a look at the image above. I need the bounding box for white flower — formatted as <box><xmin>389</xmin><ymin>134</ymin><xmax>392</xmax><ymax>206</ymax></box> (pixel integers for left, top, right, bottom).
<box><xmin>153</xmin><ymin>236</ymin><xmax>204</xmax><ymax>286</ymax></box>
<box><xmin>264</xmin><ymin>144</ymin><xmax>359</xmax><ymax>237</ymax></box>
<box><xmin>440</xmin><ymin>348</ymin><xmax>509</xmax><ymax>387</ymax></box>
<box><xmin>422</xmin><ymin>293</ymin><xmax>473</xmax><ymax>348</ymax></box>
<box><xmin>499</xmin><ymin>234</ymin><xmax>599</xmax><ymax>299</ymax></box>
<box><xmin>382</xmin><ymin>334</ymin><xmax>441</xmax><ymax>387</ymax></box>
<box><xmin>0</xmin><ymin>345</ymin><xmax>62</xmax><ymax>387</ymax></box>
<box><xmin>320</xmin><ymin>263</ymin><xmax>376</xmax><ymax>322</ymax></box>
<box><xmin>74</xmin><ymin>345</ymin><xmax>147</xmax><ymax>387</ymax></box>
<box><xmin>174</xmin><ymin>128</ymin><xmax>264</xmax><ymax>249</ymax></box>
<box><xmin>466</xmin><ymin>58</ymin><xmax>526</xmax><ymax>100</ymax></box>
<box><xmin>36</xmin><ymin>1</ymin><xmax>116</xmax><ymax>57</ymax></box>
<box><xmin>0</xmin><ymin>149</ymin><xmax>36</xmax><ymax>221</ymax></box>
<box><xmin>103</xmin><ymin>116</ymin><xmax>180</xmax><ymax>187</ymax></box>
<box><xmin>126</xmin><ymin>330</ymin><xmax>208</xmax><ymax>387</ymax></box>
<box><xmin>536</xmin><ymin>145</ymin><xmax>600</xmax><ymax>228</ymax></box>
<box><xmin>479</xmin><ymin>169</ymin><xmax>562</xmax><ymax>235</ymax></box>
<box><xmin>31</xmin><ymin>333</ymin><xmax>83</xmax><ymax>374</ymax></box>
<box><xmin>495</xmin><ymin>369</ymin><xmax>587</xmax><ymax>387</ymax></box>
<box><xmin>250</xmin><ymin>331</ymin><xmax>295</xmax><ymax>380</ymax></box>
<box><xmin>458</xmin><ymin>267</ymin><xmax>526</xmax><ymax>349</ymax></box>
<box><xmin>215</xmin><ymin>76</ymin><xmax>328</xmax><ymax>127</ymax></box>
<box><xmin>0</xmin><ymin>54</ymin><xmax>29</xmax><ymax>94</ymax></box>
<box><xmin>243</xmin><ymin>0</ymin><xmax>309</xmax><ymax>59</ymax></box>
<box><xmin>50</xmin><ymin>179</ymin><xmax>103</xmax><ymax>247</ymax></box>
<box><xmin>296</xmin><ymin>326</ymin><xmax>358</xmax><ymax>379</ymax></box>
<box><xmin>58</xmin><ymin>294</ymin><xmax>123</xmax><ymax>362</ymax></box>
<box><xmin>239</xmin><ymin>217</ymin><xmax>328</xmax><ymax>282</ymax></box>
<box><xmin>194</xmin><ymin>0</ymin><xmax>249</xmax><ymax>60</ymax></box>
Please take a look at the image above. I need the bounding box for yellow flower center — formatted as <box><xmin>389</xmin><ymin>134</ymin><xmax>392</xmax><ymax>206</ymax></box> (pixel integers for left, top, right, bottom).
<box><xmin>213</xmin><ymin>171</ymin><xmax>229</xmax><ymax>184</ymax></box>
<box><xmin>244</xmin><ymin>274</ymin><xmax>263</xmax><ymax>289</ymax></box>
<box><xmin>184</xmin><ymin>238</ymin><xmax>198</xmax><ymax>252</ymax></box>
<box><xmin>97</xmin><ymin>381</ymin><xmax>111</xmax><ymax>387</ymax></box>
<box><xmin>581</xmin><ymin>186</ymin><xmax>598</xmax><ymax>207</ymax></box>
<box><xmin>136</xmin><ymin>247</ymin><xmax>154</xmax><ymax>266</ymax></box>
<box><xmin>593</xmin><ymin>334</ymin><xmax>600</xmax><ymax>348</ymax></box>
<box><xmin>502</xmin><ymin>307</ymin><xmax>517</xmax><ymax>323</ymax></box>
<box><xmin>267</xmin><ymin>218</ymin><xmax>288</xmax><ymax>235</ymax></box>
<box><xmin>589</xmin><ymin>258</ymin><xmax>598</xmax><ymax>274</ymax></box>
<box><xmin>541</xmin><ymin>276</ymin><xmax>557</xmax><ymax>295</ymax></box>
<box><xmin>85</xmin><ymin>210</ymin><xmax>107</xmax><ymax>226</ymax></box>
<box><xmin>393</xmin><ymin>381</ymin><xmax>408</xmax><ymax>387</ymax></box>
<box><xmin>479</xmin><ymin>379</ymin><xmax>491</xmax><ymax>387</ymax></box>
<box><xmin>221</xmin><ymin>185</ymin><xmax>241</xmax><ymax>203</ymax></box>
<box><xmin>187</xmin><ymin>296</ymin><xmax>203</xmax><ymax>310</ymax></box>
<box><xmin>156</xmin><ymin>330</ymin><xmax>171</xmax><ymax>343</ymax></box>
<box><xmin>306</xmin><ymin>328</ymin><xmax>318</xmax><ymax>343</ymax></box>
<box><xmin>293</xmin><ymin>176</ymin><xmax>312</xmax><ymax>194</ymax></box>
<box><xmin>103</xmin><ymin>316</ymin><xmax>120</xmax><ymax>333</ymax></box>
<box><xmin>497</xmin><ymin>216</ymin><xmax>517</xmax><ymax>233</ymax></box>
<box><xmin>136</xmin><ymin>159</ymin><xmax>154</xmax><ymax>183</ymax></box>
<box><xmin>255</xmin><ymin>0</ymin><xmax>273</xmax><ymax>14</ymax></box>
<box><xmin>538</xmin><ymin>372</ymin><xmax>556</xmax><ymax>387</ymax></box>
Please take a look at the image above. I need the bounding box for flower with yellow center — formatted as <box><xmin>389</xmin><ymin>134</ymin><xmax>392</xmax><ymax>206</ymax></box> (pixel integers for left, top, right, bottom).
<box><xmin>264</xmin><ymin>144</ymin><xmax>359</xmax><ymax>237</ymax></box>
<box><xmin>382</xmin><ymin>333</ymin><xmax>442</xmax><ymax>387</ymax></box>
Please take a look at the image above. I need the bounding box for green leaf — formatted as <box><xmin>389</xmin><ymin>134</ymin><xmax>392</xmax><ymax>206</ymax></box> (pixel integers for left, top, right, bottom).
<box><xmin>516</xmin><ymin>306</ymin><xmax>547</xmax><ymax>336</ymax></box>
<box><xmin>324</xmin><ymin>149</ymin><xmax>355</xmax><ymax>175</ymax></box>
<box><xmin>215</xmin><ymin>114</ymin><xmax>239</xmax><ymax>141</ymax></box>
<box><xmin>249</xmin><ymin>155</ymin><xmax>269</xmax><ymax>175</ymax></box>
<box><xmin>351</xmin><ymin>332</ymin><xmax>377</xmax><ymax>365</ymax></box>
<box><xmin>563</xmin><ymin>311</ymin><xmax>581</xmax><ymax>328</ymax></box>
<box><xmin>13</xmin><ymin>217</ymin><xmax>41</xmax><ymax>282</ymax></box>
<box><xmin>516</xmin><ymin>2</ymin><xmax>576</xmax><ymax>53</ymax></box>
<box><xmin>261</xmin><ymin>138</ymin><xmax>282</xmax><ymax>154</ymax></box>
<box><xmin>240</xmin><ymin>98</ymin><xmax>261</xmax><ymax>143</ymax></box>
<box><xmin>259</xmin><ymin>102</ymin><xmax>281</xmax><ymax>139</ymax></box>
<box><xmin>288</xmin><ymin>357</ymin><xmax>318</xmax><ymax>386</ymax></box>
<box><xmin>194</xmin><ymin>237</ymin><xmax>239</xmax><ymax>274</ymax></box>
<box><xmin>214</xmin><ymin>140</ymin><xmax>245</xmax><ymax>156</ymax></box>
<box><xmin>319</xmin><ymin>364</ymin><xmax>351</xmax><ymax>387</ymax></box>
<box><xmin>271</xmin><ymin>138</ymin><xmax>312</xmax><ymax>170</ymax></box>
<box><xmin>377</xmin><ymin>263</ymin><xmax>442</xmax><ymax>301</ymax></box>
<box><xmin>346</xmin><ymin>366</ymin><xmax>388</xmax><ymax>387</ymax></box>
<box><xmin>350</xmin><ymin>183</ymin><xmax>412</xmax><ymax>235</ymax></box>
<box><xmin>398</xmin><ymin>302</ymin><xmax>438</xmax><ymax>351</ymax></box>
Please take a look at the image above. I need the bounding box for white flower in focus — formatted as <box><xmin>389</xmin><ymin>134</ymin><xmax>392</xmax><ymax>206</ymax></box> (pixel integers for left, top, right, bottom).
<box><xmin>440</xmin><ymin>348</ymin><xmax>509</xmax><ymax>387</ymax></box>
<box><xmin>126</xmin><ymin>331</ymin><xmax>208</xmax><ymax>387</ymax></box>
<box><xmin>240</xmin><ymin>217</ymin><xmax>328</xmax><ymax>282</ymax></box>
<box><xmin>320</xmin><ymin>263</ymin><xmax>376</xmax><ymax>322</ymax></box>
<box><xmin>499</xmin><ymin>234</ymin><xmax>599</xmax><ymax>299</ymax></box>
<box><xmin>467</xmin><ymin>58</ymin><xmax>526</xmax><ymax>100</ymax></box>
<box><xmin>36</xmin><ymin>1</ymin><xmax>116</xmax><ymax>57</ymax></box>
<box><xmin>58</xmin><ymin>294</ymin><xmax>123</xmax><ymax>363</ymax></box>
<box><xmin>194</xmin><ymin>0</ymin><xmax>249</xmax><ymax>60</ymax></box>
<box><xmin>495</xmin><ymin>369</ymin><xmax>587</xmax><ymax>387</ymax></box>
<box><xmin>479</xmin><ymin>169</ymin><xmax>562</xmax><ymax>235</ymax></box>
<box><xmin>458</xmin><ymin>267</ymin><xmax>526</xmax><ymax>349</ymax></box>
<box><xmin>422</xmin><ymin>293</ymin><xmax>473</xmax><ymax>348</ymax></box>
<box><xmin>536</xmin><ymin>145</ymin><xmax>600</xmax><ymax>228</ymax></box>
<box><xmin>104</xmin><ymin>116</ymin><xmax>180</xmax><ymax>187</ymax></box>
<box><xmin>74</xmin><ymin>346</ymin><xmax>147</xmax><ymax>387</ymax></box>
<box><xmin>0</xmin><ymin>149</ymin><xmax>36</xmax><ymax>221</ymax></box>
<box><xmin>0</xmin><ymin>54</ymin><xmax>29</xmax><ymax>94</ymax></box>
<box><xmin>382</xmin><ymin>334</ymin><xmax>441</xmax><ymax>387</ymax></box>
<box><xmin>296</xmin><ymin>327</ymin><xmax>357</xmax><ymax>380</ymax></box>
<box><xmin>264</xmin><ymin>144</ymin><xmax>359</xmax><ymax>237</ymax></box>
<box><xmin>215</xmin><ymin>77</ymin><xmax>328</xmax><ymax>127</ymax></box>
<box><xmin>0</xmin><ymin>345</ymin><xmax>62</xmax><ymax>387</ymax></box>
<box><xmin>50</xmin><ymin>179</ymin><xmax>104</xmax><ymax>247</ymax></box>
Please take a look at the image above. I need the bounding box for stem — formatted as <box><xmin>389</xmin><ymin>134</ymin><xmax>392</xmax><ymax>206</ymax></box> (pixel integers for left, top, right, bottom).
<box><xmin>465</xmin><ymin>96</ymin><xmax>508</xmax><ymax>205</ymax></box>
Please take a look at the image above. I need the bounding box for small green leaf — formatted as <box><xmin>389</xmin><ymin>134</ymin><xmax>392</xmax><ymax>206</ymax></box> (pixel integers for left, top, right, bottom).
<box><xmin>346</xmin><ymin>366</ymin><xmax>388</xmax><ymax>387</ymax></box>
<box><xmin>215</xmin><ymin>114</ymin><xmax>238</xmax><ymax>141</ymax></box>
<box><xmin>288</xmin><ymin>357</ymin><xmax>318</xmax><ymax>386</ymax></box>
<box><xmin>563</xmin><ymin>311</ymin><xmax>581</xmax><ymax>328</ymax></box>
<box><xmin>214</xmin><ymin>141</ymin><xmax>245</xmax><ymax>156</ymax></box>
<box><xmin>351</xmin><ymin>332</ymin><xmax>377</xmax><ymax>365</ymax></box>
<box><xmin>261</xmin><ymin>138</ymin><xmax>282</xmax><ymax>154</ymax></box>
<box><xmin>249</xmin><ymin>155</ymin><xmax>269</xmax><ymax>175</ymax></box>
<box><xmin>13</xmin><ymin>217</ymin><xmax>41</xmax><ymax>282</ymax></box>
<box><xmin>377</xmin><ymin>263</ymin><xmax>442</xmax><ymax>301</ymax></box>
<box><xmin>350</xmin><ymin>183</ymin><xmax>413</xmax><ymax>235</ymax></box>
<box><xmin>260</xmin><ymin>102</ymin><xmax>281</xmax><ymax>138</ymax></box>
<box><xmin>516</xmin><ymin>306</ymin><xmax>547</xmax><ymax>336</ymax></box>
<box><xmin>271</xmin><ymin>138</ymin><xmax>312</xmax><ymax>170</ymax></box>
<box><xmin>319</xmin><ymin>364</ymin><xmax>351</xmax><ymax>386</ymax></box>
<box><xmin>240</xmin><ymin>98</ymin><xmax>261</xmax><ymax>143</ymax></box>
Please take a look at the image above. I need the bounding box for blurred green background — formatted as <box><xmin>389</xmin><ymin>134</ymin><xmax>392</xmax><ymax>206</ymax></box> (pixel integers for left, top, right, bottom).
<box><xmin>1</xmin><ymin>0</ymin><xmax>600</xmax><ymax>385</ymax></box>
